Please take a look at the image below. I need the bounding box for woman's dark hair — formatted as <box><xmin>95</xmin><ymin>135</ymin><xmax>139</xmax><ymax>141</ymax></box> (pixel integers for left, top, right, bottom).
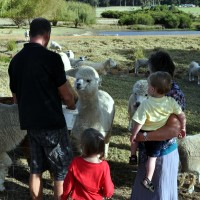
<box><xmin>30</xmin><ymin>18</ymin><xmax>51</xmax><ymax>37</ymax></box>
<box><xmin>148</xmin><ymin>71</ymin><xmax>172</xmax><ymax>94</ymax></box>
<box><xmin>148</xmin><ymin>50</ymin><xmax>175</xmax><ymax>77</ymax></box>
<box><xmin>81</xmin><ymin>128</ymin><xmax>105</xmax><ymax>159</ymax></box>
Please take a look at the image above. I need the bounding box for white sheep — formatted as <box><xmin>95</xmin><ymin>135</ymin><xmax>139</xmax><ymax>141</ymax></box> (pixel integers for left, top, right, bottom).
<box><xmin>70</xmin><ymin>66</ymin><xmax>115</xmax><ymax>158</ymax></box>
<box><xmin>24</xmin><ymin>30</ymin><xmax>29</xmax><ymax>42</ymax></box>
<box><xmin>69</xmin><ymin>56</ymin><xmax>87</xmax><ymax>68</ymax></box>
<box><xmin>0</xmin><ymin>103</ymin><xmax>27</xmax><ymax>191</ymax></box>
<box><xmin>76</xmin><ymin>58</ymin><xmax>117</xmax><ymax>75</ymax></box>
<box><xmin>178</xmin><ymin>134</ymin><xmax>200</xmax><ymax>193</ymax></box>
<box><xmin>188</xmin><ymin>61</ymin><xmax>200</xmax><ymax>85</ymax></box>
<box><xmin>128</xmin><ymin>80</ymin><xmax>148</xmax><ymax>131</ymax></box>
<box><xmin>134</xmin><ymin>58</ymin><xmax>149</xmax><ymax>76</ymax></box>
<box><xmin>50</xmin><ymin>41</ymin><xmax>62</xmax><ymax>52</ymax></box>
<box><xmin>58</xmin><ymin>52</ymin><xmax>72</xmax><ymax>72</ymax></box>
<box><xmin>66</xmin><ymin>50</ymin><xmax>75</xmax><ymax>59</ymax></box>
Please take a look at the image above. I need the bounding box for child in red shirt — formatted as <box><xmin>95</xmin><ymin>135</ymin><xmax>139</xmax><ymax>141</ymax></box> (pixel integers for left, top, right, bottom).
<box><xmin>61</xmin><ymin>128</ymin><xmax>114</xmax><ymax>200</ymax></box>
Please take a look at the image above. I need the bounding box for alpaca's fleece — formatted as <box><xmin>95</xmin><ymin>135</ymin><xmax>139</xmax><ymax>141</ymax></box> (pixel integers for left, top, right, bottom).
<box><xmin>128</xmin><ymin>80</ymin><xmax>148</xmax><ymax>131</ymax></box>
<box><xmin>178</xmin><ymin>134</ymin><xmax>200</xmax><ymax>192</ymax></box>
<box><xmin>50</xmin><ymin>41</ymin><xmax>62</xmax><ymax>52</ymax></box>
<box><xmin>66</xmin><ymin>50</ymin><xmax>75</xmax><ymax>59</ymax></box>
<box><xmin>0</xmin><ymin>153</ymin><xmax>12</xmax><ymax>191</ymax></box>
<box><xmin>178</xmin><ymin>134</ymin><xmax>200</xmax><ymax>178</ymax></box>
<box><xmin>0</xmin><ymin>104</ymin><xmax>27</xmax><ymax>153</ymax></box>
<box><xmin>188</xmin><ymin>61</ymin><xmax>200</xmax><ymax>85</ymax></box>
<box><xmin>71</xmin><ymin>66</ymin><xmax>115</xmax><ymax>157</ymax></box>
<box><xmin>58</xmin><ymin>52</ymin><xmax>72</xmax><ymax>72</ymax></box>
<box><xmin>0</xmin><ymin>103</ymin><xmax>27</xmax><ymax>191</ymax></box>
<box><xmin>69</xmin><ymin>56</ymin><xmax>87</xmax><ymax>68</ymax></box>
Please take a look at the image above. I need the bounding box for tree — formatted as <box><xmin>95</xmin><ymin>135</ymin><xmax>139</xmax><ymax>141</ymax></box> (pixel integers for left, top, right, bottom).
<box><xmin>0</xmin><ymin>0</ymin><xmax>51</xmax><ymax>26</ymax></box>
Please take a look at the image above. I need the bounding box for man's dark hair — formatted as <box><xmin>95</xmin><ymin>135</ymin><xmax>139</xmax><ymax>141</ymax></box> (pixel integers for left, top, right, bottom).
<box><xmin>30</xmin><ymin>18</ymin><xmax>51</xmax><ymax>37</ymax></box>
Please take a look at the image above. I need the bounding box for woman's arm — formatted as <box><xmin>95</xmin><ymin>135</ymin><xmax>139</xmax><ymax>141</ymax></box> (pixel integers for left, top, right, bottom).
<box><xmin>135</xmin><ymin>114</ymin><xmax>181</xmax><ymax>142</ymax></box>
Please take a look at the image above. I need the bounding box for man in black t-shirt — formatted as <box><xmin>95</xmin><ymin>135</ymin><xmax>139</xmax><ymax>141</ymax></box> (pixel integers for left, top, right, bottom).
<box><xmin>8</xmin><ymin>18</ymin><xmax>75</xmax><ymax>200</ymax></box>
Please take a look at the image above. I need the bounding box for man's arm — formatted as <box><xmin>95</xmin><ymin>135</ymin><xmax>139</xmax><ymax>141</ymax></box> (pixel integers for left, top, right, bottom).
<box><xmin>58</xmin><ymin>81</ymin><xmax>76</xmax><ymax>110</ymax></box>
<box><xmin>135</xmin><ymin>114</ymin><xmax>181</xmax><ymax>142</ymax></box>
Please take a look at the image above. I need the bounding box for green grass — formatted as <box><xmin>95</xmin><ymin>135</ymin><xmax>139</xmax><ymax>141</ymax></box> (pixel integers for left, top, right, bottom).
<box><xmin>0</xmin><ymin>25</ymin><xmax>200</xmax><ymax>199</ymax></box>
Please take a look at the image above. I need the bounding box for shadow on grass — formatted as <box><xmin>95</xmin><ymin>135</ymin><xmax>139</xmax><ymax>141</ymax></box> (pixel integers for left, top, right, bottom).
<box><xmin>108</xmin><ymin>160</ymin><xmax>137</xmax><ymax>188</ymax></box>
<box><xmin>112</xmin><ymin>124</ymin><xmax>129</xmax><ymax>136</ymax></box>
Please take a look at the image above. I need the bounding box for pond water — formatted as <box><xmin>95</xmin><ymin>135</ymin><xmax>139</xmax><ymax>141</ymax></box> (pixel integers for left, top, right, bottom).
<box><xmin>98</xmin><ymin>30</ymin><xmax>200</xmax><ymax>36</ymax></box>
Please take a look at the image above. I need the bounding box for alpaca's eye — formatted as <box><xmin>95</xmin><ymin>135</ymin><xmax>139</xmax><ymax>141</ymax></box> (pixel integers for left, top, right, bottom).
<box><xmin>86</xmin><ymin>79</ymin><xmax>91</xmax><ymax>83</ymax></box>
<box><xmin>145</xmin><ymin>94</ymin><xmax>148</xmax><ymax>97</ymax></box>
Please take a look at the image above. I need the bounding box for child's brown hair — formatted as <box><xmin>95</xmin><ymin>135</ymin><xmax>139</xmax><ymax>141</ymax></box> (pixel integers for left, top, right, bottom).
<box><xmin>148</xmin><ymin>71</ymin><xmax>172</xmax><ymax>94</ymax></box>
<box><xmin>81</xmin><ymin>128</ymin><xmax>105</xmax><ymax>159</ymax></box>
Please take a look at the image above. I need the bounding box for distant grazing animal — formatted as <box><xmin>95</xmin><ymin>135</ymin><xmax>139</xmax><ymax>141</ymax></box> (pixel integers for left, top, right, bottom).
<box><xmin>128</xmin><ymin>80</ymin><xmax>148</xmax><ymax>131</ymax></box>
<box><xmin>66</xmin><ymin>50</ymin><xmax>75</xmax><ymax>59</ymax></box>
<box><xmin>66</xmin><ymin>58</ymin><xmax>117</xmax><ymax>77</ymax></box>
<box><xmin>50</xmin><ymin>41</ymin><xmax>62</xmax><ymax>52</ymax></box>
<box><xmin>188</xmin><ymin>61</ymin><xmax>200</xmax><ymax>85</ymax></box>
<box><xmin>134</xmin><ymin>58</ymin><xmax>149</xmax><ymax>76</ymax></box>
<box><xmin>58</xmin><ymin>52</ymin><xmax>72</xmax><ymax>72</ymax></box>
<box><xmin>69</xmin><ymin>56</ymin><xmax>87</xmax><ymax>68</ymax></box>
<box><xmin>24</xmin><ymin>30</ymin><xmax>29</xmax><ymax>42</ymax></box>
<box><xmin>76</xmin><ymin>58</ymin><xmax>117</xmax><ymax>75</ymax></box>
<box><xmin>70</xmin><ymin>66</ymin><xmax>115</xmax><ymax>158</ymax></box>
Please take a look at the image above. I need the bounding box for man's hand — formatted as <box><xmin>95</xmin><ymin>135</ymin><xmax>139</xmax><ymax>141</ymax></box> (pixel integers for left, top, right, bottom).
<box><xmin>178</xmin><ymin>128</ymin><xmax>186</xmax><ymax>139</ymax></box>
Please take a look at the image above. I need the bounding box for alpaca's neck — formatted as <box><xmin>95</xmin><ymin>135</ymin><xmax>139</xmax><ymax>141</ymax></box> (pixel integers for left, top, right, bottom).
<box><xmin>79</xmin><ymin>92</ymin><xmax>99</xmax><ymax>109</ymax></box>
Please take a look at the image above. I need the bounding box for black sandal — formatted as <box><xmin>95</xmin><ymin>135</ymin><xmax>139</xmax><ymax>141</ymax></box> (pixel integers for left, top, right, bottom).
<box><xmin>142</xmin><ymin>177</ymin><xmax>155</xmax><ymax>192</ymax></box>
<box><xmin>129</xmin><ymin>155</ymin><xmax>137</xmax><ymax>165</ymax></box>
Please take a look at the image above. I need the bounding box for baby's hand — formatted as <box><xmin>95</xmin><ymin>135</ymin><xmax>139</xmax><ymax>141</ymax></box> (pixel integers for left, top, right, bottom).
<box><xmin>130</xmin><ymin>134</ymin><xmax>136</xmax><ymax>143</ymax></box>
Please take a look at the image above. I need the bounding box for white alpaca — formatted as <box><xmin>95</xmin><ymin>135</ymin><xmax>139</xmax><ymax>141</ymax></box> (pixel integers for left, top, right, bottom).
<box><xmin>188</xmin><ymin>61</ymin><xmax>200</xmax><ymax>85</ymax></box>
<box><xmin>0</xmin><ymin>103</ymin><xmax>27</xmax><ymax>191</ymax></box>
<box><xmin>76</xmin><ymin>58</ymin><xmax>117</xmax><ymax>75</ymax></box>
<box><xmin>50</xmin><ymin>41</ymin><xmax>62</xmax><ymax>52</ymax></box>
<box><xmin>69</xmin><ymin>56</ymin><xmax>87</xmax><ymax>68</ymax></box>
<box><xmin>66</xmin><ymin>50</ymin><xmax>75</xmax><ymax>59</ymax></box>
<box><xmin>58</xmin><ymin>52</ymin><xmax>72</xmax><ymax>72</ymax></box>
<box><xmin>128</xmin><ymin>80</ymin><xmax>148</xmax><ymax>131</ymax></box>
<box><xmin>0</xmin><ymin>101</ymin><xmax>77</xmax><ymax>191</ymax></box>
<box><xmin>134</xmin><ymin>58</ymin><xmax>149</xmax><ymax>76</ymax></box>
<box><xmin>71</xmin><ymin>66</ymin><xmax>115</xmax><ymax>158</ymax></box>
<box><xmin>178</xmin><ymin>134</ymin><xmax>200</xmax><ymax>193</ymax></box>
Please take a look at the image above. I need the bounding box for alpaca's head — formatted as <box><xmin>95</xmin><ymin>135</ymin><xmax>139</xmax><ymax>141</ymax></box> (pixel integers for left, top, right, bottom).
<box><xmin>75</xmin><ymin>66</ymin><xmax>100</xmax><ymax>94</ymax></box>
<box><xmin>132</xmin><ymin>80</ymin><xmax>148</xmax><ymax>108</ymax></box>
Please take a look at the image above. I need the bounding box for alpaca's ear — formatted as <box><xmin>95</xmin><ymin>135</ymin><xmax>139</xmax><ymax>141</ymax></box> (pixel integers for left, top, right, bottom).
<box><xmin>96</xmin><ymin>77</ymin><xmax>102</xmax><ymax>86</ymax></box>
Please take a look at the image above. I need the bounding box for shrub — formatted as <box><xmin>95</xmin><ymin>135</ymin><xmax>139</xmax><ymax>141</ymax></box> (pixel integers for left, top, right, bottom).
<box><xmin>151</xmin><ymin>11</ymin><xmax>167</xmax><ymax>24</ymax></box>
<box><xmin>119</xmin><ymin>13</ymin><xmax>154</xmax><ymax>26</ymax></box>
<box><xmin>195</xmin><ymin>24</ymin><xmax>200</xmax><ymax>30</ymax></box>
<box><xmin>101</xmin><ymin>10</ymin><xmax>124</xmax><ymax>18</ymax></box>
<box><xmin>178</xmin><ymin>14</ymin><xmax>192</xmax><ymax>28</ymax></box>
<box><xmin>164</xmin><ymin>13</ymin><xmax>179</xmax><ymax>28</ymax></box>
<box><xmin>6</xmin><ymin>40</ymin><xmax>16</xmax><ymax>51</ymax></box>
